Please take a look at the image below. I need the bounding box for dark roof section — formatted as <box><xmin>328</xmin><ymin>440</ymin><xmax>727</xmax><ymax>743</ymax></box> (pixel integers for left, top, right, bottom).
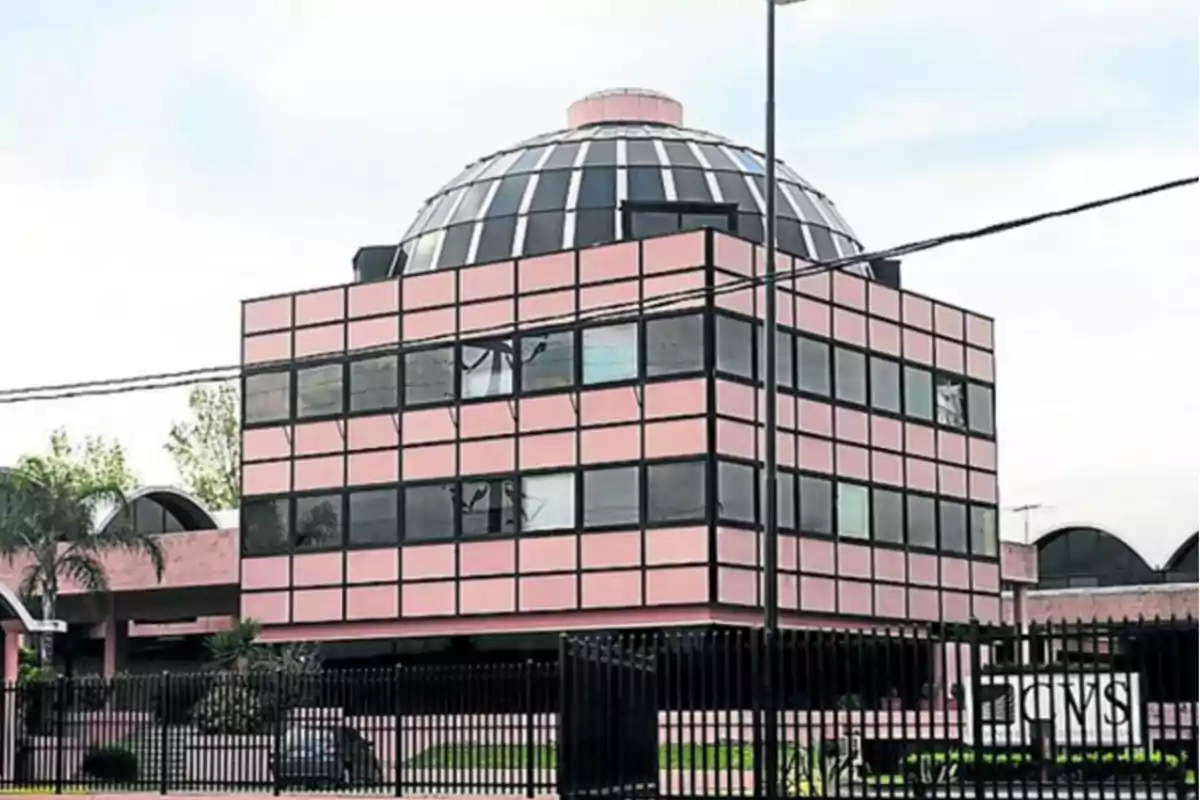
<box><xmin>1036</xmin><ymin>526</ymin><xmax>1198</xmax><ymax>589</ymax></box>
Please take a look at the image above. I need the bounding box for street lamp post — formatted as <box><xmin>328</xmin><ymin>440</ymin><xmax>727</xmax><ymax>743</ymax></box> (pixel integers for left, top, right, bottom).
<box><xmin>762</xmin><ymin>3</ymin><xmax>803</xmax><ymax>798</ymax></box>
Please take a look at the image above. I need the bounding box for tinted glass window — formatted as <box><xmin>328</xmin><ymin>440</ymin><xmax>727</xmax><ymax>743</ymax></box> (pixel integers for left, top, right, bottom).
<box><xmin>627</xmin><ymin>167</ymin><xmax>666</xmax><ymax>202</ymax></box>
<box><xmin>522</xmin><ymin>473</ymin><xmax>575</xmax><ymax>532</ymax></box>
<box><xmin>673</xmin><ymin>168</ymin><xmax>713</xmax><ymax>203</ymax></box>
<box><xmin>451</xmin><ymin>181</ymin><xmax>495</xmax><ymax>224</ymax></box>
<box><xmin>699</xmin><ymin>144</ymin><xmax>738</xmax><ymax>171</ymax></box>
<box><xmin>521</xmin><ymin>330</ymin><xmax>574</xmax><ymax>391</ymax></box>
<box><xmin>664</xmin><ymin>142</ymin><xmax>701</xmax><ymax>168</ymax></box>
<box><xmin>297</xmin><ymin>364</ymin><xmax>343</xmax><ymax>418</ymax></box>
<box><xmin>716</xmin><ymin>315</ymin><xmax>754</xmax><ymax>379</ymax></box>
<box><xmin>461</xmin><ymin>339</ymin><xmax>514</xmax><ymax>398</ymax></box>
<box><xmin>738</xmin><ymin>213</ymin><xmax>765</xmax><ymax>244</ymax></box>
<box><xmin>970</xmin><ymin>506</ymin><xmax>998</xmax><ymax>557</ymax></box>
<box><xmin>523</xmin><ymin>211</ymin><xmax>566</xmax><ymax>256</ymax></box>
<box><xmin>715</xmin><ymin>172</ymin><xmax>757</xmax><ymax>211</ymax></box>
<box><xmin>629</xmin><ymin>211</ymin><xmax>678</xmax><ymax>238</ymax></box>
<box><xmin>245</xmin><ymin>372</ymin><xmax>290</xmax><ymax>424</ymax></box>
<box><xmin>907</xmin><ymin>495</ymin><xmax>937</xmax><ymax>549</ymax></box>
<box><xmin>776</xmin><ymin>329</ymin><xmax>794</xmax><ymax>388</ymax></box>
<box><xmin>646</xmin><ymin>315</ymin><xmax>704</xmax><ymax>376</ymax></box>
<box><xmin>583</xmin><ymin>466</ymin><xmax>640</xmax><ymax>527</ymax></box>
<box><xmin>940</xmin><ymin>500</ymin><xmax>968</xmax><ymax>553</ymax></box>
<box><xmin>577</xmin><ymin>168</ymin><xmax>617</xmax><ymax>209</ymax></box>
<box><xmin>777</xmin><ymin>471</ymin><xmax>796</xmax><ymax>530</ymax></box>
<box><xmin>718</xmin><ymin>461</ymin><xmax>756</xmax><ymax>524</ymax></box>
<box><xmin>647</xmin><ymin>461</ymin><xmax>706</xmax><ymax>523</ymax></box>
<box><xmin>403</xmin><ymin>347</ymin><xmax>454</xmax><ymax>405</ymax></box>
<box><xmin>583</xmin><ymin>140</ymin><xmax>617</xmax><ymax>166</ymax></box>
<box><xmin>797</xmin><ymin>337</ymin><xmax>830</xmax><ymax>396</ymax></box>
<box><xmin>475</xmin><ymin>215</ymin><xmax>517</xmax><ymax>263</ymax></box>
<box><xmin>529</xmin><ymin>171</ymin><xmax>571</xmax><ymax>212</ymax></box>
<box><xmin>425</xmin><ymin>187</ymin><xmax>464</xmax><ymax>229</ymax></box>
<box><xmin>436</xmin><ymin>222</ymin><xmax>474</xmax><ymax>269</ymax></box>
<box><xmin>873</xmin><ymin>489</ymin><xmax>904</xmax><ymax>545</ymax></box>
<box><xmin>582</xmin><ymin>323</ymin><xmax>638</xmax><ymax>384</ymax></box>
<box><xmin>404</xmin><ymin>483</ymin><xmax>456</xmax><ymax>541</ymax></box>
<box><xmin>508</xmin><ymin>146</ymin><xmax>547</xmax><ymax>174</ymax></box>
<box><xmin>870</xmin><ymin>357</ymin><xmax>902</xmax><ymax>413</ymax></box>
<box><xmin>461</xmin><ymin>478</ymin><xmax>515</xmax><ymax>537</ymax></box>
<box><xmin>543</xmin><ymin>143</ymin><xmax>581</xmax><ymax>170</ymax></box>
<box><xmin>349</xmin><ymin>356</ymin><xmax>399</xmax><ymax>413</ymax></box>
<box><xmin>837</xmin><ymin>483</ymin><xmax>870</xmax><ymax>540</ymax></box>
<box><xmin>798</xmin><ymin>475</ymin><xmax>833</xmax><ymax>535</ymax></box>
<box><xmin>487</xmin><ymin>174</ymin><xmax>531</xmax><ymax>218</ymax></box>
<box><xmin>348</xmin><ymin>488</ymin><xmax>398</xmax><ymax>546</ymax></box>
<box><xmin>680</xmin><ymin>212</ymin><xmax>730</xmax><ymax>232</ymax></box>
<box><xmin>834</xmin><ymin>348</ymin><xmax>866</xmax><ymax>405</ymax></box>
<box><xmin>294</xmin><ymin>494</ymin><xmax>342</xmax><ymax>551</ymax></box>
<box><xmin>777</xmin><ymin>219</ymin><xmax>809</xmax><ymax>258</ymax></box>
<box><xmin>575</xmin><ymin>209</ymin><xmax>615</xmax><ymax>247</ymax></box>
<box><xmin>405</xmin><ymin>230</ymin><xmax>441</xmax><ymax>273</ymax></box>
<box><xmin>904</xmin><ymin>366</ymin><xmax>934</xmax><ymax>420</ymax></box>
<box><xmin>936</xmin><ymin>375</ymin><xmax>966</xmax><ymax>428</ymax></box>
<box><xmin>968</xmin><ymin>383</ymin><xmax>994</xmax><ymax>435</ymax></box>
<box><xmin>242</xmin><ymin>498</ymin><xmax>289</xmax><ymax>555</ymax></box>
<box><xmin>626</xmin><ymin>140</ymin><xmax>661</xmax><ymax>166</ymax></box>
<box><xmin>807</xmin><ymin>225</ymin><xmax>838</xmax><ymax>260</ymax></box>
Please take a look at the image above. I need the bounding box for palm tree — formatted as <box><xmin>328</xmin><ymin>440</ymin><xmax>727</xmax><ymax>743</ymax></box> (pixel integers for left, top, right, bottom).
<box><xmin>0</xmin><ymin>456</ymin><xmax>165</xmax><ymax>666</ymax></box>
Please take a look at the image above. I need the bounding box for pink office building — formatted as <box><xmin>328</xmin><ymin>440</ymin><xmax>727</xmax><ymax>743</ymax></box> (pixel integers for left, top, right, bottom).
<box><xmin>234</xmin><ymin>88</ymin><xmax>1005</xmax><ymax>652</ymax></box>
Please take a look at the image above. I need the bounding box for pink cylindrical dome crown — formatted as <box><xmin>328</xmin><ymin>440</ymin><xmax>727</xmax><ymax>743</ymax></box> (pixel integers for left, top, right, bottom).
<box><xmin>567</xmin><ymin>88</ymin><xmax>684</xmax><ymax>128</ymax></box>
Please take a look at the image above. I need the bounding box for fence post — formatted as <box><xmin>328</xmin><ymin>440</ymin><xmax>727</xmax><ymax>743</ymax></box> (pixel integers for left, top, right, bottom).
<box><xmin>555</xmin><ymin>634</ymin><xmax>567</xmax><ymax>798</ymax></box>
<box><xmin>159</xmin><ymin>672</ymin><xmax>170</xmax><ymax>795</ymax></box>
<box><xmin>394</xmin><ymin>665</ymin><xmax>403</xmax><ymax>798</ymax></box>
<box><xmin>524</xmin><ymin>658</ymin><xmax>535</xmax><ymax>799</ymax></box>
<box><xmin>271</xmin><ymin>670</ymin><xmax>282</xmax><ymax>797</ymax></box>
<box><xmin>967</xmin><ymin>620</ymin><xmax>985</xmax><ymax>800</ymax></box>
<box><xmin>53</xmin><ymin>675</ymin><xmax>65</xmax><ymax>795</ymax></box>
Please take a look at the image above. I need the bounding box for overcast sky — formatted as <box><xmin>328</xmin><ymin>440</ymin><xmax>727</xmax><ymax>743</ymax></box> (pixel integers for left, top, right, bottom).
<box><xmin>1</xmin><ymin>0</ymin><xmax>1196</xmax><ymax>565</ymax></box>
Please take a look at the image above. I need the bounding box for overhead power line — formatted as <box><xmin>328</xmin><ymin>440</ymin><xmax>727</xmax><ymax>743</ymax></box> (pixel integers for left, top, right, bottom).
<box><xmin>0</xmin><ymin>174</ymin><xmax>1194</xmax><ymax>407</ymax></box>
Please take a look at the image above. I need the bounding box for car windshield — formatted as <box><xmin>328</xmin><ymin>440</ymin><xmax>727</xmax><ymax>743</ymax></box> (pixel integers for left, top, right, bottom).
<box><xmin>283</xmin><ymin>728</ymin><xmax>336</xmax><ymax>748</ymax></box>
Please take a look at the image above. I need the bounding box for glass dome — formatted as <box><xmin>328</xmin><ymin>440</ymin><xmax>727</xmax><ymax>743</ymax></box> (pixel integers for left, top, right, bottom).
<box><xmin>391</xmin><ymin>88</ymin><xmax>867</xmax><ymax>278</ymax></box>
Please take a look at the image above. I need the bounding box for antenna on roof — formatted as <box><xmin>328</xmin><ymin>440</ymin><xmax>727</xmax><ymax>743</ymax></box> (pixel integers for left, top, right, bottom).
<box><xmin>1007</xmin><ymin>503</ymin><xmax>1054</xmax><ymax>544</ymax></box>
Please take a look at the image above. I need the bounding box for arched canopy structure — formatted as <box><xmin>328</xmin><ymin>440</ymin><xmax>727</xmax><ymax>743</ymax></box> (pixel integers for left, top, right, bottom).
<box><xmin>1164</xmin><ymin>532</ymin><xmax>1198</xmax><ymax>581</ymax></box>
<box><xmin>92</xmin><ymin>486</ymin><xmax>219</xmax><ymax>537</ymax></box>
<box><xmin>1035</xmin><ymin>526</ymin><xmax>1157</xmax><ymax>589</ymax></box>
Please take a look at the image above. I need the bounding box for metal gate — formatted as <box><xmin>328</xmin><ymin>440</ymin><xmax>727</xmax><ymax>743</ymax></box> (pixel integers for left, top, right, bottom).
<box><xmin>558</xmin><ymin>634</ymin><xmax>659</xmax><ymax>798</ymax></box>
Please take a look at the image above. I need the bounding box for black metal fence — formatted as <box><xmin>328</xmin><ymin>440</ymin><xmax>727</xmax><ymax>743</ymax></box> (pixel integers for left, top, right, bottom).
<box><xmin>1</xmin><ymin>616</ymin><xmax>1195</xmax><ymax>798</ymax></box>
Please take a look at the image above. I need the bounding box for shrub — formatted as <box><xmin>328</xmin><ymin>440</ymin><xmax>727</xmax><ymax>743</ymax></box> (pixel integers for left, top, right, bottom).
<box><xmin>81</xmin><ymin>744</ymin><xmax>139</xmax><ymax>782</ymax></box>
<box><xmin>72</xmin><ymin>677</ymin><xmax>113</xmax><ymax>711</ymax></box>
<box><xmin>190</xmin><ymin>682</ymin><xmax>267</xmax><ymax>734</ymax></box>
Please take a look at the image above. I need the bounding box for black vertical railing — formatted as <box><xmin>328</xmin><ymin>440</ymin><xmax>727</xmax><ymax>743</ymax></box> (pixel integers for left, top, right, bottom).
<box><xmin>0</xmin><ymin>616</ymin><xmax>1194</xmax><ymax>797</ymax></box>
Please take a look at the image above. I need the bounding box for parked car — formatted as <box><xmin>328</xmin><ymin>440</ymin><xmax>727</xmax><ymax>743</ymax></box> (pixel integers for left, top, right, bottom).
<box><xmin>272</xmin><ymin>723</ymin><xmax>383</xmax><ymax>788</ymax></box>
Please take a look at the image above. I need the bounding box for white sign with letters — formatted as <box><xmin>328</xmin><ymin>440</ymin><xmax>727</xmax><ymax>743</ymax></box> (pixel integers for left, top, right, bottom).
<box><xmin>966</xmin><ymin>671</ymin><xmax>1142</xmax><ymax>747</ymax></box>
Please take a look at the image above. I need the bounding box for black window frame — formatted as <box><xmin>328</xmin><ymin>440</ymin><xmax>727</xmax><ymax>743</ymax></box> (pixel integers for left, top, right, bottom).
<box><xmin>243</xmin><ymin>369</ymin><xmax>293</xmax><ymax>426</ymax></box>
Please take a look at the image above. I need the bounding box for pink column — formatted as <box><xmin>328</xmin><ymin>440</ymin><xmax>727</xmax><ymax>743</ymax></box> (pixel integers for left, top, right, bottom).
<box><xmin>102</xmin><ymin>602</ymin><xmax>128</xmax><ymax>678</ymax></box>
<box><xmin>2</xmin><ymin>623</ymin><xmax>25</xmax><ymax>781</ymax></box>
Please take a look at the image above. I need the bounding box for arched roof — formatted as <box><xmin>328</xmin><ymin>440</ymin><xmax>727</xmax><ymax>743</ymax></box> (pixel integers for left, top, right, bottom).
<box><xmin>1165</xmin><ymin>532</ymin><xmax>1198</xmax><ymax>574</ymax></box>
<box><xmin>92</xmin><ymin>486</ymin><xmax>219</xmax><ymax>535</ymax></box>
<box><xmin>1034</xmin><ymin>525</ymin><xmax>1198</xmax><ymax>588</ymax></box>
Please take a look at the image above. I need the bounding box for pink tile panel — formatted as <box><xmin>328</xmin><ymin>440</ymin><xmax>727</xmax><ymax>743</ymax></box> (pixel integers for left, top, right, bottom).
<box><xmin>868</xmin><ymin>283</ymin><xmax>900</xmax><ymax>321</ymax></box>
<box><xmin>966</xmin><ymin>347</ymin><xmax>995</xmax><ymax>382</ymax></box>
<box><xmin>460</xmin><ymin>540</ymin><xmax>516</xmax><ymax>577</ymax></box>
<box><xmin>799</xmin><ymin>537</ymin><xmax>835</xmax><ymax>575</ymax></box>
<box><xmin>243</xmin><ymin>460</ymin><xmax>290</xmax><ymax>496</ymax></box>
<box><xmin>243</xmin><ymin>296</ymin><xmax>292</xmax><ymax>334</ymax></box>
<box><xmin>832</xmin><ymin>308</ymin><xmax>867</xmax><ymax>346</ymax></box>
<box><xmin>294</xmin><ymin>589</ymin><xmax>342</xmax><ymax>623</ymax></box>
<box><xmin>645</xmin><ymin>378</ymin><xmax>706</xmax><ymax>417</ymax></box>
<box><xmin>347</xmin><ymin>450</ymin><xmax>399</xmax><ymax>488</ymax></box>
<box><xmin>838</xmin><ymin>581</ymin><xmax>873</xmax><ymax>616</ymax></box>
<box><xmin>243</xmin><ymin>332</ymin><xmax>291</xmax><ymax>365</ymax></box>
<box><xmin>347</xmin><ymin>549</ymin><xmax>398</xmax><ymax>584</ymax></box>
<box><xmin>581</xmin><ymin>570</ymin><xmax>642</xmax><ymax>609</ymax></box>
<box><xmin>717</xmin><ymin>567</ymin><xmax>758</xmax><ymax>606</ymax></box>
<box><xmin>460</xmin><ymin>578</ymin><xmax>516</xmax><ymax>614</ymax></box>
<box><xmin>933</xmin><ymin>304</ymin><xmax>964</xmax><ymax>340</ymax></box>
<box><xmin>346</xmin><ymin>585</ymin><xmax>399</xmax><ymax>620</ymax></box>
<box><xmin>581</xmin><ymin>531</ymin><xmax>641</xmax><ymax>569</ymax></box>
<box><xmin>294</xmin><ymin>324</ymin><xmax>344</xmax><ymax>359</ymax></box>
<box><xmin>348</xmin><ymin>414</ymin><xmax>399</xmax><ymax>450</ymax></box>
<box><xmin>241</xmin><ymin>591</ymin><xmax>289</xmax><ymax>625</ymax></box>
<box><xmin>643</xmin><ymin>230</ymin><xmax>705</xmax><ymax>273</ymax></box>
<box><xmin>402</xmin><ymin>307</ymin><xmax>455</xmax><ymax>343</ymax></box>
<box><xmin>243</xmin><ymin>427</ymin><xmax>291</xmax><ymax>462</ymax></box>
<box><xmin>348</xmin><ymin>315</ymin><xmax>399</xmax><ymax>351</ymax></box>
<box><xmin>644</xmin><ymin>270</ymin><xmax>705</xmax><ymax>311</ymax></box>
<box><xmin>519</xmin><ymin>252</ymin><xmax>574</xmax><ymax>292</ymax></box>
<box><xmin>902</xmin><ymin>294</ymin><xmax>933</xmax><ymax>330</ymax></box>
<box><xmin>292</xmin><ymin>553</ymin><xmax>342</xmax><ymax>587</ymax></box>
<box><xmin>580</xmin><ymin>241</ymin><xmax>637</xmax><ymax>283</ymax></box>
<box><xmin>241</xmin><ymin>557</ymin><xmax>289</xmax><ymax>591</ymax></box>
<box><xmin>293</xmin><ymin>456</ymin><xmax>344</xmax><ymax>491</ymax></box>
<box><xmin>837</xmin><ymin>544</ymin><xmax>872</xmax><ymax>580</ymax></box>
<box><xmin>875</xmin><ymin>584</ymin><xmax>907</xmax><ymax>618</ymax></box>
<box><xmin>295</xmin><ymin>288</ymin><xmax>344</xmax><ymax>326</ymax></box>
<box><xmin>459</xmin><ymin>260</ymin><xmax>514</xmax><ymax>302</ymax></box>
<box><xmin>832</xmin><ymin>272</ymin><xmax>867</xmax><ymax>310</ymax></box>
<box><xmin>348</xmin><ymin>280</ymin><xmax>399</xmax><ymax>318</ymax></box>
<box><xmin>520</xmin><ymin>574</ymin><xmax>577</xmax><ymax>611</ymax></box>
<box><xmin>402</xmin><ymin>271</ymin><xmax>455</xmax><ymax>311</ymax></box>
<box><xmin>519</xmin><ymin>289</ymin><xmax>575</xmax><ymax>326</ymax></box>
<box><xmin>581</xmin><ymin>424</ymin><xmax>640</xmax><ymax>463</ymax></box>
<box><xmin>402</xmin><ymin>444</ymin><xmax>456</xmax><ymax>479</ymax></box>
<box><xmin>645</xmin><ymin>418</ymin><xmax>707</xmax><ymax>457</ymax></box>
<box><xmin>645</xmin><ymin>526</ymin><xmax>708</xmax><ymax>565</ymax></box>
<box><xmin>520</xmin><ymin>535</ymin><xmax>576</xmax><ymax>573</ymax></box>
<box><xmin>293</xmin><ymin>421</ymin><xmax>343</xmax><ymax>456</ymax></box>
<box><xmin>647</xmin><ymin>566</ymin><xmax>708</xmax><ymax>605</ymax></box>
<box><xmin>800</xmin><ymin>576</ymin><xmax>836</xmax><ymax>613</ymax></box>
<box><xmin>716</xmin><ymin>528</ymin><xmax>757</xmax><ymax>567</ymax></box>
<box><xmin>403</xmin><ymin>582</ymin><xmax>456</xmax><ymax>617</ymax></box>
<box><xmin>520</xmin><ymin>394</ymin><xmax>576</xmax><ymax>432</ymax></box>
<box><xmin>459</xmin><ymin>437</ymin><xmax>516</xmax><ymax>474</ymax></box>
<box><xmin>581</xmin><ymin>386</ymin><xmax>640</xmax><ymax>424</ymax></box>
<box><xmin>460</xmin><ymin>299</ymin><xmax>515</xmax><ymax>335</ymax></box>
<box><xmin>713</xmin><ymin>232</ymin><xmax>754</xmax><ymax>276</ymax></box>
<box><xmin>965</xmin><ymin>313</ymin><xmax>994</xmax><ymax>350</ymax></box>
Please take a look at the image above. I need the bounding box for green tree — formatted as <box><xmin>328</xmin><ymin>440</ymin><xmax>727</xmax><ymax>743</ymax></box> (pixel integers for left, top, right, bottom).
<box><xmin>0</xmin><ymin>436</ymin><xmax>163</xmax><ymax>666</ymax></box>
<box><xmin>165</xmin><ymin>383</ymin><xmax>240</xmax><ymax>510</ymax></box>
